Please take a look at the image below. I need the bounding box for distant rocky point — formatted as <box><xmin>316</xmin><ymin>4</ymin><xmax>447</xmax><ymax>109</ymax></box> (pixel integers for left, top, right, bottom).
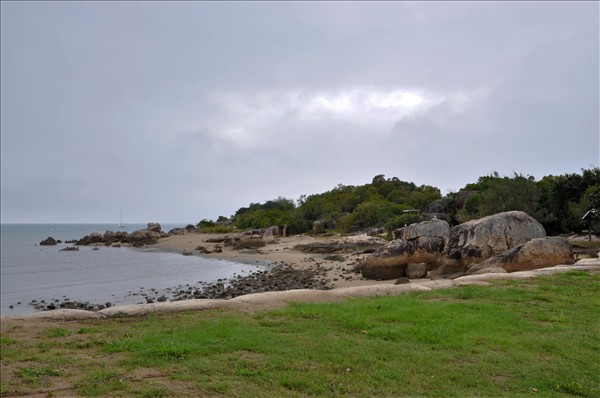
<box><xmin>73</xmin><ymin>222</ymin><xmax>168</xmax><ymax>247</ymax></box>
<box><xmin>40</xmin><ymin>224</ymin><xmax>178</xmax><ymax>248</ymax></box>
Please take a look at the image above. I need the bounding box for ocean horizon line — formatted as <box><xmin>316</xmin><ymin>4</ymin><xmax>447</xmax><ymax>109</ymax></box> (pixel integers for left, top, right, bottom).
<box><xmin>0</xmin><ymin>222</ymin><xmax>193</xmax><ymax>226</ymax></box>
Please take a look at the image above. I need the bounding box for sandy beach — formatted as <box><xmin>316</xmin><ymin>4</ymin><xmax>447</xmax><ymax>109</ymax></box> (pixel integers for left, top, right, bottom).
<box><xmin>149</xmin><ymin>232</ymin><xmax>395</xmax><ymax>289</ymax></box>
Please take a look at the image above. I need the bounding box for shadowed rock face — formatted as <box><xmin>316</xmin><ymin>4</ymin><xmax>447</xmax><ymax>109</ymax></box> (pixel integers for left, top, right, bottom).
<box><xmin>406</xmin><ymin>263</ymin><xmax>428</xmax><ymax>279</ymax></box>
<box><xmin>466</xmin><ymin>237</ymin><xmax>575</xmax><ymax>274</ymax></box>
<box><xmin>361</xmin><ymin>219</ymin><xmax>450</xmax><ymax>279</ymax></box>
<box><xmin>361</xmin><ymin>211</ymin><xmax>551</xmax><ymax>279</ymax></box>
<box><xmin>359</xmin><ymin>257</ymin><xmax>409</xmax><ymax>280</ymax></box>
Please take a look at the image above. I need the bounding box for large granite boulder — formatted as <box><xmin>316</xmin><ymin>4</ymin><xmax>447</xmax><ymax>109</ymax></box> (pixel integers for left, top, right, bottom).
<box><xmin>360</xmin><ymin>219</ymin><xmax>450</xmax><ymax>280</ymax></box>
<box><xmin>437</xmin><ymin>211</ymin><xmax>546</xmax><ymax>275</ymax></box>
<box><xmin>466</xmin><ymin>237</ymin><xmax>575</xmax><ymax>275</ymax></box>
<box><xmin>359</xmin><ymin>249</ymin><xmax>411</xmax><ymax>280</ymax></box>
<box><xmin>393</xmin><ymin>218</ymin><xmax>450</xmax><ymax>241</ymax></box>
<box><xmin>360</xmin><ymin>211</ymin><xmax>549</xmax><ymax>279</ymax></box>
<box><xmin>262</xmin><ymin>226</ymin><xmax>280</xmax><ymax>243</ymax></box>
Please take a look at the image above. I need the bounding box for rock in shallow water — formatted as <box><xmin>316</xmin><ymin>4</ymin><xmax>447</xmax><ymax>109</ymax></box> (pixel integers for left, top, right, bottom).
<box><xmin>39</xmin><ymin>237</ymin><xmax>57</xmax><ymax>246</ymax></box>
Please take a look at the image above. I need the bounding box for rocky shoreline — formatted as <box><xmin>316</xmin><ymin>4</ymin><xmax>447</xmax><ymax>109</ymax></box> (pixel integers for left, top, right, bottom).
<box><xmin>24</xmin><ymin>264</ymin><xmax>334</xmax><ymax>312</ymax></box>
<box><xmin>23</xmin><ymin>215</ymin><xmax>599</xmax><ymax>315</ymax></box>
<box><xmin>22</xmin><ymin>222</ymin><xmax>378</xmax><ymax>314</ymax></box>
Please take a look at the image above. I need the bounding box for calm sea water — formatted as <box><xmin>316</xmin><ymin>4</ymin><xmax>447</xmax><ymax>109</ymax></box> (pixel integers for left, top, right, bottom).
<box><xmin>0</xmin><ymin>224</ymin><xmax>268</xmax><ymax>316</ymax></box>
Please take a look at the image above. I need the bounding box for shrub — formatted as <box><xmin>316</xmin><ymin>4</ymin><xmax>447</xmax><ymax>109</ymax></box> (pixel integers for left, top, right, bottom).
<box><xmin>198</xmin><ymin>225</ymin><xmax>235</xmax><ymax>234</ymax></box>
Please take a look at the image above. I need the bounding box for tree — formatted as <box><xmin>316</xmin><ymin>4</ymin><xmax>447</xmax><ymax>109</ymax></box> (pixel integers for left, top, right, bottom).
<box><xmin>220</xmin><ymin>168</ymin><xmax>600</xmax><ymax>237</ymax></box>
<box><xmin>462</xmin><ymin>172</ymin><xmax>539</xmax><ymax>219</ymax></box>
<box><xmin>543</xmin><ymin>168</ymin><xmax>600</xmax><ymax>232</ymax></box>
<box><xmin>197</xmin><ymin>219</ymin><xmax>216</xmax><ymax>228</ymax></box>
<box><xmin>409</xmin><ymin>185</ymin><xmax>441</xmax><ymax>210</ymax></box>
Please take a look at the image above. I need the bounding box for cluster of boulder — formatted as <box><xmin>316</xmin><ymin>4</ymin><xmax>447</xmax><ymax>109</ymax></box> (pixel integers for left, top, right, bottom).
<box><xmin>75</xmin><ymin>223</ymin><xmax>168</xmax><ymax>247</ymax></box>
<box><xmin>29</xmin><ymin>298</ymin><xmax>113</xmax><ymax>312</ymax></box>
<box><xmin>201</xmin><ymin>226</ymin><xmax>286</xmax><ymax>252</ymax></box>
<box><xmin>40</xmin><ymin>223</ymin><xmax>201</xmax><ymax>248</ymax></box>
<box><xmin>359</xmin><ymin>211</ymin><xmax>575</xmax><ymax>280</ymax></box>
<box><xmin>171</xmin><ymin>265</ymin><xmax>330</xmax><ymax>301</ymax></box>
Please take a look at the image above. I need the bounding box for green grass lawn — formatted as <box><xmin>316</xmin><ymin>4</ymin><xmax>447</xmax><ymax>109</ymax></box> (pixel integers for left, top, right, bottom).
<box><xmin>1</xmin><ymin>271</ymin><xmax>599</xmax><ymax>397</ymax></box>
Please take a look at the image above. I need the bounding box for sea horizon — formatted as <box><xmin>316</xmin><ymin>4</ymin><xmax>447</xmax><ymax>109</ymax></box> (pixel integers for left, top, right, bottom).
<box><xmin>0</xmin><ymin>222</ymin><xmax>195</xmax><ymax>227</ymax></box>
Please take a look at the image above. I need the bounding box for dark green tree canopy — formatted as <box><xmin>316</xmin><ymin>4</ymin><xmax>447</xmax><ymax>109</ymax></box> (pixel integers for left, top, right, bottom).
<box><xmin>199</xmin><ymin>168</ymin><xmax>600</xmax><ymax>236</ymax></box>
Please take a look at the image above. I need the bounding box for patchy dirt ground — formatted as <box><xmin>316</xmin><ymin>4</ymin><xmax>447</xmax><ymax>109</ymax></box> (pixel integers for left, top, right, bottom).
<box><xmin>0</xmin><ymin>316</ymin><xmax>205</xmax><ymax>397</ymax></box>
<box><xmin>148</xmin><ymin>233</ymin><xmax>395</xmax><ymax>289</ymax></box>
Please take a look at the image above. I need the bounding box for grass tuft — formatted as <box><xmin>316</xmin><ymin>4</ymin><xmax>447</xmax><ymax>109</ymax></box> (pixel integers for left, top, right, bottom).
<box><xmin>77</xmin><ymin>369</ymin><xmax>127</xmax><ymax>397</ymax></box>
<box><xmin>45</xmin><ymin>327</ymin><xmax>71</xmax><ymax>338</ymax></box>
<box><xmin>14</xmin><ymin>366</ymin><xmax>63</xmax><ymax>386</ymax></box>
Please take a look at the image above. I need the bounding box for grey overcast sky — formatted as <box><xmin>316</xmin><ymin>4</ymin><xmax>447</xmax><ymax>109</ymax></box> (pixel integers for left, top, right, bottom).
<box><xmin>1</xmin><ymin>1</ymin><xmax>599</xmax><ymax>224</ymax></box>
